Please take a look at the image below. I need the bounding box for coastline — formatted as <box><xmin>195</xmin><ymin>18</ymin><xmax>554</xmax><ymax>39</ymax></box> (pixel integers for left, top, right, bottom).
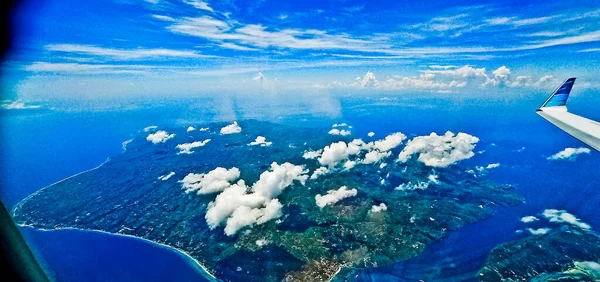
<box><xmin>8</xmin><ymin>137</ymin><xmax>219</xmax><ymax>281</ymax></box>
<box><xmin>11</xmin><ymin>157</ymin><xmax>111</xmax><ymax>215</ymax></box>
<box><xmin>18</xmin><ymin>225</ymin><xmax>218</xmax><ymax>281</ymax></box>
<box><xmin>12</xmin><ymin>136</ymin><xmax>136</xmax><ymax>214</ymax></box>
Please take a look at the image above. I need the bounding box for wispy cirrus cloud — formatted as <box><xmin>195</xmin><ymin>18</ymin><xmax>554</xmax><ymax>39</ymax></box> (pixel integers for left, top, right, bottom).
<box><xmin>166</xmin><ymin>16</ymin><xmax>390</xmax><ymax>52</ymax></box>
<box><xmin>183</xmin><ymin>0</ymin><xmax>213</xmax><ymax>12</ymax></box>
<box><xmin>45</xmin><ymin>44</ymin><xmax>213</xmax><ymax>60</ymax></box>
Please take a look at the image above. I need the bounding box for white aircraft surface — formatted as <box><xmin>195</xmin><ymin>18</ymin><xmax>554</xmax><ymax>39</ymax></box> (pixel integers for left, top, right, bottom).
<box><xmin>536</xmin><ymin>77</ymin><xmax>600</xmax><ymax>152</ymax></box>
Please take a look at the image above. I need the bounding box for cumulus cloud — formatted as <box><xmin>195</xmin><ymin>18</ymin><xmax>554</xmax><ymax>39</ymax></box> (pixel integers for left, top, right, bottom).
<box><xmin>398</xmin><ymin>131</ymin><xmax>479</xmax><ymax>167</ymax></box>
<box><xmin>249</xmin><ymin>136</ymin><xmax>273</xmax><ymax>147</ymax></box>
<box><xmin>371</xmin><ymin>203</ymin><xmax>388</xmax><ymax>213</ymax></box>
<box><xmin>180</xmin><ymin>167</ymin><xmax>241</xmax><ymax>194</ymax></box>
<box><xmin>176</xmin><ymin>139</ymin><xmax>211</xmax><ymax>154</ymax></box>
<box><xmin>337</xmin><ymin>66</ymin><xmax>557</xmax><ymax>91</ymax></box>
<box><xmin>486</xmin><ymin>163</ymin><xmax>500</xmax><ymax>169</ymax></box>
<box><xmin>542</xmin><ymin>209</ymin><xmax>591</xmax><ymax>230</ymax></box>
<box><xmin>318</xmin><ymin>140</ymin><xmax>364</xmax><ymax>168</ymax></box>
<box><xmin>253</xmin><ymin>72</ymin><xmax>265</xmax><ymax>82</ymax></box>
<box><xmin>471</xmin><ymin>163</ymin><xmax>501</xmax><ymax>176</ymax></box>
<box><xmin>158</xmin><ymin>172</ymin><xmax>175</xmax><ymax>181</ymax></box>
<box><xmin>199</xmin><ymin>127</ymin><xmax>209</xmax><ymax>131</ymax></box>
<box><xmin>328</xmin><ymin>128</ymin><xmax>351</xmax><ymax>136</ymax></box>
<box><xmin>143</xmin><ymin>125</ymin><xmax>158</xmax><ymax>132</ymax></box>
<box><xmin>547</xmin><ymin>147</ymin><xmax>591</xmax><ymax>161</ymax></box>
<box><xmin>224</xmin><ymin>199</ymin><xmax>283</xmax><ymax>236</ymax></box>
<box><xmin>343</xmin><ymin>160</ymin><xmax>357</xmax><ymax>170</ymax></box>
<box><xmin>303</xmin><ymin>149</ymin><xmax>322</xmax><ymax>159</ymax></box>
<box><xmin>396</xmin><ymin>181</ymin><xmax>429</xmax><ymax>191</ymax></box>
<box><xmin>428</xmin><ymin>173</ymin><xmax>440</xmax><ymax>184</ymax></box>
<box><xmin>205</xmin><ymin>162</ymin><xmax>308</xmax><ymax>235</ymax></box>
<box><xmin>0</xmin><ymin>100</ymin><xmax>41</xmax><ymax>110</ymax></box>
<box><xmin>356</xmin><ymin>71</ymin><xmax>379</xmax><ymax>88</ymax></box>
<box><xmin>521</xmin><ymin>215</ymin><xmax>539</xmax><ymax>223</ymax></box>
<box><xmin>315</xmin><ymin>186</ymin><xmax>358</xmax><ymax>208</ymax></box>
<box><xmin>370</xmin><ymin>132</ymin><xmax>406</xmax><ymax>152</ymax></box>
<box><xmin>362</xmin><ymin>150</ymin><xmax>392</xmax><ymax>164</ymax></box>
<box><xmin>220</xmin><ymin>121</ymin><xmax>242</xmax><ymax>135</ymax></box>
<box><xmin>332</xmin><ymin>123</ymin><xmax>348</xmax><ymax>128</ymax></box>
<box><xmin>310</xmin><ymin>166</ymin><xmax>330</xmax><ymax>180</ymax></box>
<box><xmin>368</xmin><ymin>132</ymin><xmax>375</xmax><ymax>137</ymax></box>
<box><xmin>527</xmin><ymin>227</ymin><xmax>551</xmax><ymax>235</ymax></box>
<box><xmin>146</xmin><ymin>130</ymin><xmax>176</xmax><ymax>144</ymax></box>
<box><xmin>187</xmin><ymin>126</ymin><xmax>196</xmax><ymax>132</ymax></box>
<box><xmin>396</xmin><ymin>172</ymin><xmax>439</xmax><ymax>191</ymax></box>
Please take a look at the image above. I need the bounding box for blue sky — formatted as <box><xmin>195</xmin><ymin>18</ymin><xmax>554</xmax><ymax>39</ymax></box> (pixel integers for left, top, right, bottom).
<box><xmin>2</xmin><ymin>0</ymin><xmax>600</xmax><ymax>99</ymax></box>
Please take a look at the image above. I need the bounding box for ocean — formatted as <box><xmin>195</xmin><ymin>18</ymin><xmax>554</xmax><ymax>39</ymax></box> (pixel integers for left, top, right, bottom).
<box><xmin>1</xmin><ymin>91</ymin><xmax>599</xmax><ymax>281</ymax></box>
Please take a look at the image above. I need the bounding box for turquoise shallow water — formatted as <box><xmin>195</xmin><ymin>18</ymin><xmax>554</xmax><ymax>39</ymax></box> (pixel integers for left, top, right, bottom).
<box><xmin>2</xmin><ymin>93</ymin><xmax>599</xmax><ymax>281</ymax></box>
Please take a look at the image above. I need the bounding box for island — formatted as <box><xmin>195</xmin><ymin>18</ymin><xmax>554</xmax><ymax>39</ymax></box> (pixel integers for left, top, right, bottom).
<box><xmin>12</xmin><ymin>120</ymin><xmax>523</xmax><ymax>281</ymax></box>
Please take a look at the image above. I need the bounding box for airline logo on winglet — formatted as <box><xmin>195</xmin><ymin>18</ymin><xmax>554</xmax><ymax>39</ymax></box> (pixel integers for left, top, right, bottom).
<box><xmin>539</xmin><ymin>77</ymin><xmax>576</xmax><ymax>109</ymax></box>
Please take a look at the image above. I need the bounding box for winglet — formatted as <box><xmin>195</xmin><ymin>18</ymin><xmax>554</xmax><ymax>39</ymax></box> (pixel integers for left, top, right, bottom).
<box><xmin>538</xmin><ymin>77</ymin><xmax>576</xmax><ymax>110</ymax></box>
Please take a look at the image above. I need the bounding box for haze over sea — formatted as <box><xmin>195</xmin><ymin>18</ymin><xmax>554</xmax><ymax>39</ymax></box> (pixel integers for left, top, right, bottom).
<box><xmin>1</xmin><ymin>91</ymin><xmax>599</xmax><ymax>281</ymax></box>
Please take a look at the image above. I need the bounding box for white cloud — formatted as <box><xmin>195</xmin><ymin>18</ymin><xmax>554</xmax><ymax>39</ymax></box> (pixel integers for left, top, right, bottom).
<box><xmin>336</xmin><ymin>66</ymin><xmax>557</xmax><ymax>92</ymax></box>
<box><xmin>152</xmin><ymin>15</ymin><xmax>175</xmax><ymax>22</ymax></box>
<box><xmin>332</xmin><ymin>123</ymin><xmax>348</xmax><ymax>127</ymax></box>
<box><xmin>219</xmin><ymin>42</ymin><xmax>258</xmax><ymax>51</ymax></box>
<box><xmin>166</xmin><ymin>16</ymin><xmax>386</xmax><ymax>53</ymax></box>
<box><xmin>176</xmin><ymin>139</ymin><xmax>211</xmax><ymax>154</ymax></box>
<box><xmin>249</xmin><ymin>136</ymin><xmax>272</xmax><ymax>147</ymax></box>
<box><xmin>45</xmin><ymin>44</ymin><xmax>206</xmax><ymax>60</ymax></box>
<box><xmin>398</xmin><ymin>131</ymin><xmax>479</xmax><ymax>167</ymax></box>
<box><xmin>368</xmin><ymin>132</ymin><xmax>375</xmax><ymax>137</ymax></box>
<box><xmin>343</xmin><ymin>160</ymin><xmax>357</xmax><ymax>170</ymax></box>
<box><xmin>158</xmin><ymin>172</ymin><xmax>175</xmax><ymax>181</ymax></box>
<box><xmin>362</xmin><ymin>150</ymin><xmax>392</xmax><ymax>164</ymax></box>
<box><xmin>205</xmin><ymin>162</ymin><xmax>308</xmax><ymax>235</ymax></box>
<box><xmin>521</xmin><ymin>216</ymin><xmax>539</xmax><ymax>223</ymax></box>
<box><xmin>512</xmin><ymin>16</ymin><xmax>554</xmax><ymax>27</ymax></box>
<box><xmin>318</xmin><ymin>140</ymin><xmax>364</xmax><ymax>168</ymax></box>
<box><xmin>187</xmin><ymin>126</ymin><xmax>196</xmax><ymax>132</ymax></box>
<box><xmin>315</xmin><ymin>186</ymin><xmax>358</xmax><ymax>208</ymax></box>
<box><xmin>180</xmin><ymin>167</ymin><xmax>241</xmax><ymax>194</ymax></box>
<box><xmin>224</xmin><ymin>199</ymin><xmax>283</xmax><ymax>236</ymax></box>
<box><xmin>220</xmin><ymin>121</ymin><xmax>242</xmax><ymax>135</ymax></box>
<box><xmin>485</xmin><ymin>17</ymin><xmax>513</xmax><ymax>25</ymax></box>
<box><xmin>357</xmin><ymin>71</ymin><xmax>379</xmax><ymax>88</ymax></box>
<box><xmin>146</xmin><ymin>130</ymin><xmax>176</xmax><ymax>144</ymax></box>
<box><xmin>547</xmin><ymin>147</ymin><xmax>591</xmax><ymax>161</ymax></box>
<box><xmin>527</xmin><ymin>227</ymin><xmax>551</xmax><ymax>235</ymax></box>
<box><xmin>328</xmin><ymin>128</ymin><xmax>351</xmax><ymax>136</ymax></box>
<box><xmin>371</xmin><ymin>132</ymin><xmax>407</xmax><ymax>152</ymax></box>
<box><xmin>183</xmin><ymin>0</ymin><xmax>214</xmax><ymax>12</ymax></box>
<box><xmin>396</xmin><ymin>172</ymin><xmax>438</xmax><ymax>191</ymax></box>
<box><xmin>396</xmin><ymin>181</ymin><xmax>430</xmax><ymax>191</ymax></box>
<box><xmin>0</xmin><ymin>100</ymin><xmax>41</xmax><ymax>110</ymax></box>
<box><xmin>371</xmin><ymin>203</ymin><xmax>388</xmax><ymax>213</ymax></box>
<box><xmin>253</xmin><ymin>72</ymin><xmax>265</xmax><ymax>82</ymax></box>
<box><xmin>303</xmin><ymin>149</ymin><xmax>322</xmax><ymax>159</ymax></box>
<box><xmin>486</xmin><ymin>163</ymin><xmax>500</xmax><ymax>169</ymax></box>
<box><xmin>428</xmin><ymin>173</ymin><xmax>440</xmax><ymax>184</ymax></box>
<box><xmin>199</xmin><ymin>127</ymin><xmax>209</xmax><ymax>131</ymax></box>
<box><xmin>310</xmin><ymin>166</ymin><xmax>330</xmax><ymax>180</ymax></box>
<box><xmin>143</xmin><ymin>125</ymin><xmax>158</xmax><ymax>132</ymax></box>
<box><xmin>542</xmin><ymin>209</ymin><xmax>591</xmax><ymax>230</ymax></box>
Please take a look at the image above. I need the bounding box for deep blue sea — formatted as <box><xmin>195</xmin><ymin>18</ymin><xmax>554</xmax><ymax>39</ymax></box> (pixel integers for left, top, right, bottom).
<box><xmin>1</xmin><ymin>91</ymin><xmax>599</xmax><ymax>281</ymax></box>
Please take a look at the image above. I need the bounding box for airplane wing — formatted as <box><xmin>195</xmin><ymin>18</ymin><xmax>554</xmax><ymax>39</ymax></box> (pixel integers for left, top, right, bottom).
<box><xmin>536</xmin><ymin>77</ymin><xmax>600</xmax><ymax>152</ymax></box>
